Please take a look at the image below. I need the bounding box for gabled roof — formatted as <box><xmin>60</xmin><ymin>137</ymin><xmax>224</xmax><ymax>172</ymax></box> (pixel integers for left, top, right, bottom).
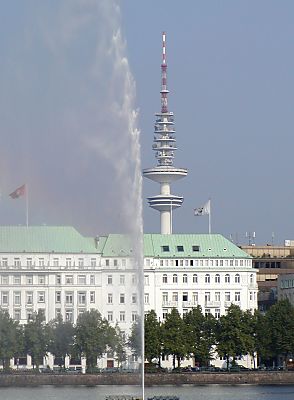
<box><xmin>0</xmin><ymin>226</ymin><xmax>98</xmax><ymax>253</ymax></box>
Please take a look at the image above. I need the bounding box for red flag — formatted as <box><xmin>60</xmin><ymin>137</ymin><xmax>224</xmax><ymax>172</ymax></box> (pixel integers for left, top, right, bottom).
<box><xmin>9</xmin><ymin>184</ymin><xmax>26</xmax><ymax>199</ymax></box>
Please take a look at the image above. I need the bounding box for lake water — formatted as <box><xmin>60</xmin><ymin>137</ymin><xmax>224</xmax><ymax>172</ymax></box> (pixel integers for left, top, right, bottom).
<box><xmin>0</xmin><ymin>385</ymin><xmax>294</xmax><ymax>400</ymax></box>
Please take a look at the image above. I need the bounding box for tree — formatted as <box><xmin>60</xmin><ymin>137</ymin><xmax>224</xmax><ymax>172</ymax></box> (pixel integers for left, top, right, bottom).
<box><xmin>23</xmin><ymin>310</ymin><xmax>49</xmax><ymax>369</ymax></box>
<box><xmin>128</xmin><ymin>319</ymin><xmax>142</xmax><ymax>357</ymax></box>
<box><xmin>144</xmin><ymin>310</ymin><xmax>162</xmax><ymax>365</ymax></box>
<box><xmin>162</xmin><ymin>308</ymin><xmax>187</xmax><ymax>369</ymax></box>
<box><xmin>266</xmin><ymin>299</ymin><xmax>294</xmax><ymax>367</ymax></box>
<box><xmin>108</xmin><ymin>323</ymin><xmax>127</xmax><ymax>367</ymax></box>
<box><xmin>47</xmin><ymin>315</ymin><xmax>74</xmax><ymax>368</ymax></box>
<box><xmin>0</xmin><ymin>310</ymin><xmax>23</xmax><ymax>370</ymax></box>
<box><xmin>74</xmin><ymin>310</ymin><xmax>111</xmax><ymax>370</ymax></box>
<box><xmin>216</xmin><ymin>305</ymin><xmax>250</xmax><ymax>369</ymax></box>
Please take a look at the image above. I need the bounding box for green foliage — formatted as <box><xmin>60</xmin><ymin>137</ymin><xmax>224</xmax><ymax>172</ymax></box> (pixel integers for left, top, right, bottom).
<box><xmin>0</xmin><ymin>310</ymin><xmax>23</xmax><ymax>370</ymax></box>
<box><xmin>162</xmin><ymin>308</ymin><xmax>187</xmax><ymax>368</ymax></box>
<box><xmin>144</xmin><ymin>310</ymin><xmax>162</xmax><ymax>364</ymax></box>
<box><xmin>23</xmin><ymin>310</ymin><xmax>48</xmax><ymax>369</ymax></box>
<box><xmin>47</xmin><ymin>315</ymin><xmax>74</xmax><ymax>368</ymax></box>
<box><xmin>128</xmin><ymin>319</ymin><xmax>142</xmax><ymax>357</ymax></box>
<box><xmin>74</xmin><ymin>309</ymin><xmax>111</xmax><ymax>369</ymax></box>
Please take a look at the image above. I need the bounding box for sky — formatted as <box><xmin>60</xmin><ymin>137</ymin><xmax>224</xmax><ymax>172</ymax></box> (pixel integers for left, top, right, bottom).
<box><xmin>0</xmin><ymin>1</ymin><xmax>294</xmax><ymax>245</ymax></box>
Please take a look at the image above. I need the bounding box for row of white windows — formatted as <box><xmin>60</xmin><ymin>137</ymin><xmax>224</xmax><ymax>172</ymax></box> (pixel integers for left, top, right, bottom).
<box><xmin>161</xmin><ymin>291</ymin><xmax>257</xmax><ymax>303</ymax></box>
<box><xmin>161</xmin><ymin>273</ymin><xmax>255</xmax><ymax>284</ymax></box>
<box><xmin>0</xmin><ymin>274</ymin><xmax>96</xmax><ymax>286</ymax></box>
<box><xmin>0</xmin><ymin>258</ymin><xmax>98</xmax><ymax>268</ymax></box>
<box><xmin>161</xmin><ymin>308</ymin><xmax>223</xmax><ymax>320</ymax></box>
<box><xmin>152</xmin><ymin>259</ymin><xmax>251</xmax><ymax>267</ymax></box>
<box><xmin>0</xmin><ymin>291</ymin><xmax>96</xmax><ymax>306</ymax></box>
<box><xmin>280</xmin><ymin>279</ymin><xmax>294</xmax><ymax>289</ymax></box>
<box><xmin>106</xmin><ymin>292</ymin><xmax>146</xmax><ymax>305</ymax></box>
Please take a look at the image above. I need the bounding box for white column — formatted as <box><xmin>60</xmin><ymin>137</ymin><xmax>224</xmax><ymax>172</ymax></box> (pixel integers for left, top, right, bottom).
<box><xmin>161</xmin><ymin>211</ymin><xmax>171</xmax><ymax>234</ymax></box>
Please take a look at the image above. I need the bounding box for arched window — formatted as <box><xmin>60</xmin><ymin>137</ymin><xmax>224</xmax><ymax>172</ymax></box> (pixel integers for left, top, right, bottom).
<box><xmin>183</xmin><ymin>274</ymin><xmax>188</xmax><ymax>284</ymax></box>
<box><xmin>215</xmin><ymin>274</ymin><xmax>220</xmax><ymax>284</ymax></box>
<box><xmin>173</xmin><ymin>274</ymin><xmax>178</xmax><ymax>284</ymax></box>
<box><xmin>225</xmin><ymin>274</ymin><xmax>230</xmax><ymax>283</ymax></box>
<box><xmin>162</xmin><ymin>274</ymin><xmax>167</xmax><ymax>284</ymax></box>
<box><xmin>193</xmin><ymin>274</ymin><xmax>198</xmax><ymax>283</ymax></box>
<box><xmin>205</xmin><ymin>274</ymin><xmax>210</xmax><ymax>284</ymax></box>
<box><xmin>235</xmin><ymin>274</ymin><xmax>240</xmax><ymax>284</ymax></box>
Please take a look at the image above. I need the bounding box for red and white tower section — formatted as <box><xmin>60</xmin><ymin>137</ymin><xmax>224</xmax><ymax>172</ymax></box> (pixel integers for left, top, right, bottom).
<box><xmin>143</xmin><ymin>32</ymin><xmax>187</xmax><ymax>235</ymax></box>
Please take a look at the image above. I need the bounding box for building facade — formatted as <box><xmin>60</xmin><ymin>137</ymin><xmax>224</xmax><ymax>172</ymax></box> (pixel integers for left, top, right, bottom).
<box><xmin>0</xmin><ymin>226</ymin><xmax>258</xmax><ymax>368</ymax></box>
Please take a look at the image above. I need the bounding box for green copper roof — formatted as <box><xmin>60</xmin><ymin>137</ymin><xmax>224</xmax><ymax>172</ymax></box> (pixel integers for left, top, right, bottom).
<box><xmin>0</xmin><ymin>227</ymin><xmax>250</xmax><ymax>258</ymax></box>
<box><xmin>0</xmin><ymin>226</ymin><xmax>98</xmax><ymax>253</ymax></box>
<box><xmin>100</xmin><ymin>233</ymin><xmax>250</xmax><ymax>258</ymax></box>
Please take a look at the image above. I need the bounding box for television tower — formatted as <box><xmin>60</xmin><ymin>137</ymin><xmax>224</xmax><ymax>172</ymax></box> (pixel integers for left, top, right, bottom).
<box><xmin>143</xmin><ymin>32</ymin><xmax>187</xmax><ymax>234</ymax></box>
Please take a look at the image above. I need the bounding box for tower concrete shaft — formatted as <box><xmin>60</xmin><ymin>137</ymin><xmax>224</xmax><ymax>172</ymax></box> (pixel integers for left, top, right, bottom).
<box><xmin>143</xmin><ymin>32</ymin><xmax>187</xmax><ymax>234</ymax></box>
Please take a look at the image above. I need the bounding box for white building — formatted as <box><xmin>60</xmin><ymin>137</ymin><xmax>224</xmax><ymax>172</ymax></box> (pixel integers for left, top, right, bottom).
<box><xmin>0</xmin><ymin>225</ymin><xmax>257</xmax><ymax>368</ymax></box>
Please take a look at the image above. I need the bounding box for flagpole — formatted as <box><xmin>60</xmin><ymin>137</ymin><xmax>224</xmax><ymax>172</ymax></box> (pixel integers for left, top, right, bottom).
<box><xmin>170</xmin><ymin>200</ymin><xmax>173</xmax><ymax>234</ymax></box>
<box><xmin>26</xmin><ymin>184</ymin><xmax>29</xmax><ymax>227</ymax></box>
<box><xmin>208</xmin><ymin>199</ymin><xmax>211</xmax><ymax>234</ymax></box>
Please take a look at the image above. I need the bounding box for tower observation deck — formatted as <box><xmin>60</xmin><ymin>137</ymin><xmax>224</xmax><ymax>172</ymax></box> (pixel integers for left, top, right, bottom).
<box><xmin>143</xmin><ymin>32</ymin><xmax>187</xmax><ymax>234</ymax></box>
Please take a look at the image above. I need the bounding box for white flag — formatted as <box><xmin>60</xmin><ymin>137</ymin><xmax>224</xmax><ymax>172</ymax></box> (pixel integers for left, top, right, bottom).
<box><xmin>194</xmin><ymin>199</ymin><xmax>210</xmax><ymax>216</ymax></box>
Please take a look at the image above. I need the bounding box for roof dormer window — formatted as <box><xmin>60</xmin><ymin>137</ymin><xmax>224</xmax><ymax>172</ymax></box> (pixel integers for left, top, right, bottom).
<box><xmin>177</xmin><ymin>245</ymin><xmax>184</xmax><ymax>252</ymax></box>
<box><xmin>192</xmin><ymin>245</ymin><xmax>200</xmax><ymax>252</ymax></box>
<box><xmin>162</xmin><ymin>245</ymin><xmax>170</xmax><ymax>252</ymax></box>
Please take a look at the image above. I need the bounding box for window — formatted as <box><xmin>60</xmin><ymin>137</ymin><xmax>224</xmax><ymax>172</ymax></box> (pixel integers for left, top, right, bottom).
<box><xmin>215</xmin><ymin>274</ymin><xmax>220</xmax><ymax>284</ymax></box>
<box><xmin>66</xmin><ymin>258</ymin><xmax>72</xmax><ymax>267</ymax></box>
<box><xmin>205</xmin><ymin>274</ymin><xmax>210</xmax><ymax>284</ymax></box>
<box><xmin>193</xmin><ymin>274</ymin><xmax>198</xmax><ymax>283</ymax></box>
<box><xmin>215</xmin><ymin>292</ymin><xmax>220</xmax><ymax>302</ymax></box>
<box><xmin>90</xmin><ymin>291</ymin><xmax>95</xmax><ymax>303</ymax></box>
<box><xmin>1</xmin><ymin>291</ymin><xmax>9</xmax><ymax>305</ymax></box>
<box><xmin>220</xmin><ymin>260</ymin><xmax>223</xmax><ymax>266</ymax></box>
<box><xmin>162</xmin><ymin>246</ymin><xmax>170</xmax><ymax>252</ymax></box>
<box><xmin>53</xmin><ymin>258</ymin><xmax>59</xmax><ymax>267</ymax></box>
<box><xmin>122</xmin><ymin>259</ymin><xmax>126</xmax><ymax>267</ymax></box>
<box><xmin>235</xmin><ymin>292</ymin><xmax>241</xmax><ymax>302</ymax></box>
<box><xmin>182</xmin><ymin>292</ymin><xmax>188</xmax><ymax>301</ymax></box>
<box><xmin>14</xmin><ymin>292</ymin><xmax>21</xmax><ymax>305</ymax></box>
<box><xmin>144</xmin><ymin>293</ymin><xmax>149</xmax><ymax>304</ymax></box>
<box><xmin>119</xmin><ymin>275</ymin><xmax>125</xmax><ymax>285</ymax></box>
<box><xmin>180</xmin><ymin>260</ymin><xmax>184</xmax><ymax>267</ymax></box>
<box><xmin>78</xmin><ymin>292</ymin><xmax>86</xmax><ymax>305</ymax></box>
<box><xmin>27</xmin><ymin>258</ymin><xmax>33</xmax><ymax>267</ymax></box>
<box><xmin>144</xmin><ymin>275</ymin><xmax>149</xmax><ymax>285</ymax></box>
<box><xmin>235</xmin><ymin>260</ymin><xmax>239</xmax><ymax>266</ymax></box>
<box><xmin>250</xmin><ymin>274</ymin><xmax>254</xmax><ymax>284</ymax></box>
<box><xmin>132</xmin><ymin>274</ymin><xmax>136</xmax><ymax>285</ymax></box>
<box><xmin>145</xmin><ymin>259</ymin><xmax>150</xmax><ymax>267</ymax></box>
<box><xmin>1</xmin><ymin>275</ymin><xmax>9</xmax><ymax>285</ymax></box>
<box><xmin>132</xmin><ymin>293</ymin><xmax>137</xmax><ymax>304</ymax></box>
<box><xmin>56</xmin><ymin>275</ymin><xmax>61</xmax><ymax>285</ymax></box>
<box><xmin>192</xmin><ymin>292</ymin><xmax>198</xmax><ymax>304</ymax></box>
<box><xmin>107</xmin><ymin>312</ymin><xmax>113</xmax><ymax>322</ymax></box>
<box><xmin>106</xmin><ymin>292</ymin><xmax>113</xmax><ymax>304</ymax></box>
<box><xmin>107</xmin><ymin>275</ymin><xmax>113</xmax><ymax>285</ymax></box>
<box><xmin>55</xmin><ymin>291</ymin><xmax>61</xmax><ymax>303</ymax></box>
<box><xmin>120</xmin><ymin>293</ymin><xmax>125</xmax><ymax>304</ymax></box>
<box><xmin>114</xmin><ymin>259</ymin><xmax>118</xmax><ymax>267</ymax></box>
<box><xmin>90</xmin><ymin>275</ymin><xmax>95</xmax><ymax>285</ymax></box>
<box><xmin>132</xmin><ymin>312</ymin><xmax>138</xmax><ymax>322</ymax></box>
<box><xmin>13</xmin><ymin>275</ymin><xmax>21</xmax><ymax>285</ymax></box>
<box><xmin>2</xmin><ymin>258</ymin><xmax>8</xmax><ymax>267</ymax></box>
<box><xmin>14</xmin><ymin>309</ymin><xmax>21</xmax><ymax>321</ymax></box>
<box><xmin>38</xmin><ymin>291</ymin><xmax>45</xmax><ymax>303</ymax></box>
<box><xmin>215</xmin><ymin>309</ymin><xmax>221</xmax><ymax>319</ymax></box>
<box><xmin>177</xmin><ymin>245</ymin><xmax>184</xmax><ymax>252</ymax></box>
<box><xmin>65</xmin><ymin>292</ymin><xmax>73</xmax><ymax>305</ymax></box>
<box><xmin>119</xmin><ymin>311</ymin><xmax>125</xmax><ymax>322</ymax></box>
<box><xmin>14</xmin><ymin>258</ymin><xmax>21</xmax><ymax>267</ymax></box>
<box><xmin>235</xmin><ymin>274</ymin><xmax>240</xmax><ymax>284</ymax></box>
<box><xmin>249</xmin><ymin>291</ymin><xmax>253</xmax><ymax>301</ymax></box>
<box><xmin>183</xmin><ymin>274</ymin><xmax>188</xmax><ymax>283</ymax></box>
<box><xmin>162</xmin><ymin>292</ymin><xmax>168</xmax><ymax>303</ymax></box>
<box><xmin>192</xmin><ymin>245</ymin><xmax>200</xmax><ymax>252</ymax></box>
<box><xmin>225</xmin><ymin>274</ymin><xmax>230</xmax><ymax>283</ymax></box>
<box><xmin>225</xmin><ymin>292</ymin><xmax>231</xmax><ymax>302</ymax></box>
<box><xmin>160</xmin><ymin>260</ymin><xmax>164</xmax><ymax>267</ymax></box>
<box><xmin>78</xmin><ymin>275</ymin><xmax>86</xmax><ymax>285</ymax></box>
<box><xmin>65</xmin><ymin>310</ymin><xmax>73</xmax><ymax>323</ymax></box>
<box><xmin>78</xmin><ymin>258</ymin><xmax>84</xmax><ymax>267</ymax></box>
<box><xmin>172</xmin><ymin>292</ymin><xmax>178</xmax><ymax>302</ymax></box>
<box><xmin>27</xmin><ymin>309</ymin><xmax>33</xmax><ymax>321</ymax></box>
<box><xmin>162</xmin><ymin>274</ymin><xmax>168</xmax><ymax>284</ymax></box>
<box><xmin>105</xmin><ymin>259</ymin><xmax>110</xmax><ymax>267</ymax></box>
<box><xmin>204</xmin><ymin>292</ymin><xmax>210</xmax><ymax>303</ymax></box>
<box><xmin>230</xmin><ymin>260</ymin><xmax>234</xmax><ymax>266</ymax></box>
<box><xmin>173</xmin><ymin>274</ymin><xmax>178</xmax><ymax>283</ymax></box>
<box><xmin>65</xmin><ymin>275</ymin><xmax>73</xmax><ymax>285</ymax></box>
<box><xmin>162</xmin><ymin>309</ymin><xmax>168</xmax><ymax>320</ymax></box>
<box><xmin>38</xmin><ymin>258</ymin><xmax>44</xmax><ymax>267</ymax></box>
<box><xmin>91</xmin><ymin>258</ymin><xmax>96</xmax><ymax>267</ymax></box>
<box><xmin>205</xmin><ymin>309</ymin><xmax>210</xmax><ymax>317</ymax></box>
<box><xmin>55</xmin><ymin>309</ymin><xmax>61</xmax><ymax>318</ymax></box>
<box><xmin>26</xmin><ymin>291</ymin><xmax>33</xmax><ymax>305</ymax></box>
